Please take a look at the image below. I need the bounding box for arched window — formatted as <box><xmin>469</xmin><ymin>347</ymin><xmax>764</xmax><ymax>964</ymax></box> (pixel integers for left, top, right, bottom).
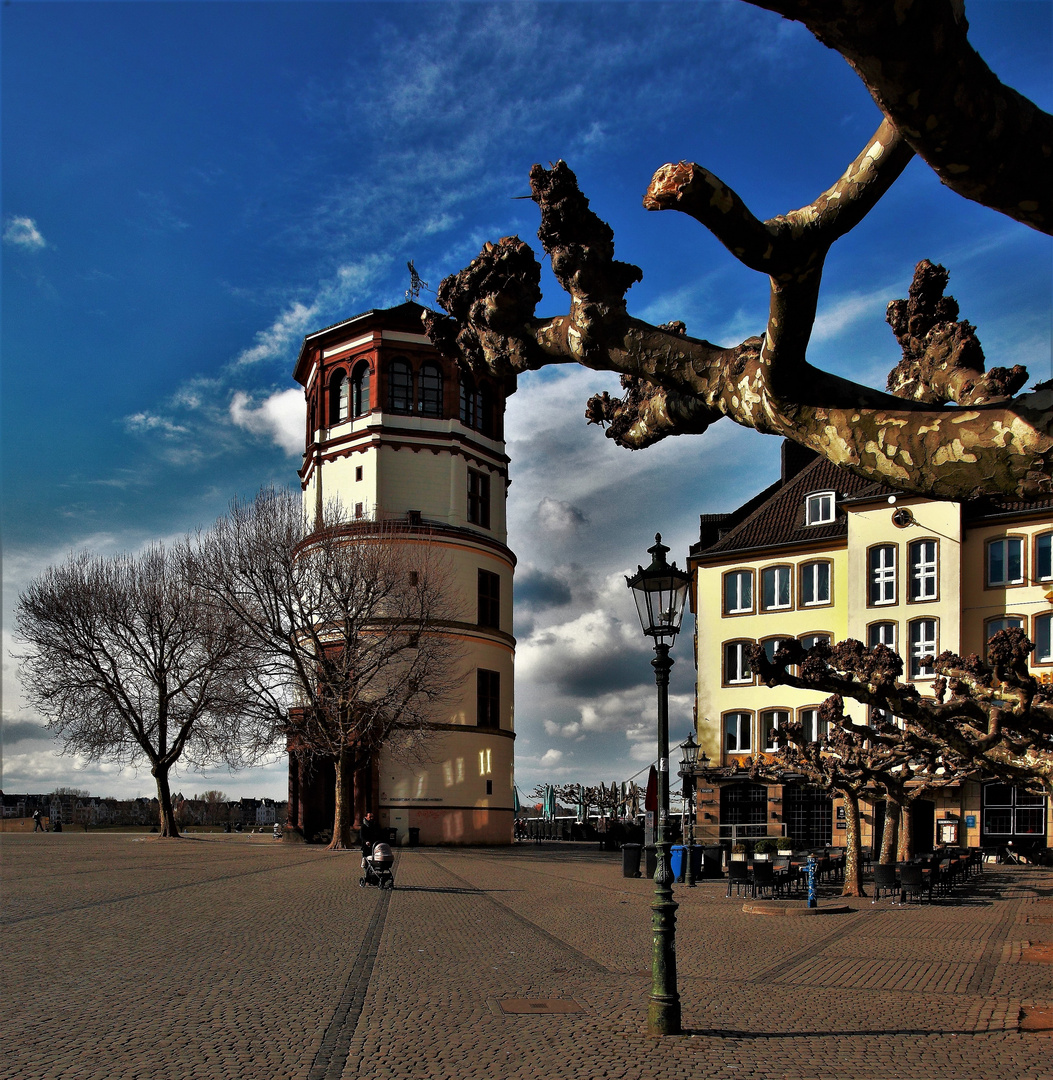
<box><xmin>418</xmin><ymin>362</ymin><xmax>443</xmax><ymax>417</ymax></box>
<box><xmin>351</xmin><ymin>361</ymin><xmax>371</xmax><ymax>417</ymax></box>
<box><xmin>388</xmin><ymin>359</ymin><xmax>413</xmax><ymax>413</ymax></box>
<box><xmin>328</xmin><ymin>369</ymin><xmax>349</xmax><ymax>425</ymax></box>
<box><xmin>1035</xmin><ymin>612</ymin><xmax>1053</xmax><ymax>664</ymax></box>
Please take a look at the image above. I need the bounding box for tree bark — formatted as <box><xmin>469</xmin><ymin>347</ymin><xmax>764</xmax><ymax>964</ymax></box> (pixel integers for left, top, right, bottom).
<box><xmin>329</xmin><ymin>744</ymin><xmax>355</xmax><ymax>851</ymax></box>
<box><xmin>153</xmin><ymin>765</ymin><xmax>180</xmax><ymax>838</ymax></box>
<box><xmin>879</xmin><ymin>799</ymin><xmax>900</xmax><ymax>864</ymax></box>
<box><xmin>897</xmin><ymin>805</ymin><xmax>913</xmax><ymax>863</ymax></box>
<box><xmin>840</xmin><ymin>790</ymin><xmax>866</xmax><ymax>897</ymax></box>
<box><xmin>749</xmin><ymin>0</ymin><xmax>1053</xmax><ymax>235</ymax></box>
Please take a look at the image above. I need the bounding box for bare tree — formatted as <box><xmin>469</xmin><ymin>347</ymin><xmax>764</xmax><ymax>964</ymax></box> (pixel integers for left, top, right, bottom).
<box><xmin>198</xmin><ymin>488</ymin><xmax>466</xmax><ymax>850</ymax></box>
<box><xmin>16</xmin><ymin>545</ymin><xmax>262</xmax><ymax>837</ymax></box>
<box><xmin>424</xmin><ymin>2</ymin><xmax>1051</xmax><ymax>502</ymax></box>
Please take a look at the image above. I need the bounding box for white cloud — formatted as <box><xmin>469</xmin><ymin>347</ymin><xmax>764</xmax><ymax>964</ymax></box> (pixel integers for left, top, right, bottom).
<box><xmin>3</xmin><ymin>216</ymin><xmax>47</xmax><ymax>250</ymax></box>
<box><xmin>229</xmin><ymin>389</ymin><xmax>305</xmax><ymax>455</ymax></box>
<box><xmin>539</xmin><ymin>748</ymin><xmax>564</xmax><ymax>768</ymax></box>
<box><xmin>124</xmin><ymin>411</ymin><xmax>188</xmax><ymax>437</ymax></box>
<box><xmin>537</xmin><ymin>497</ymin><xmax>588</xmax><ymax>533</ymax></box>
<box><xmin>811</xmin><ymin>287</ymin><xmax>891</xmax><ymax>344</ymax></box>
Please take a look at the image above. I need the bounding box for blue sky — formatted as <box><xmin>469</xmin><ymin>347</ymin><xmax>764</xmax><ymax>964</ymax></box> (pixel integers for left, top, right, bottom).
<box><xmin>3</xmin><ymin>1</ymin><xmax>1051</xmax><ymax>802</ymax></box>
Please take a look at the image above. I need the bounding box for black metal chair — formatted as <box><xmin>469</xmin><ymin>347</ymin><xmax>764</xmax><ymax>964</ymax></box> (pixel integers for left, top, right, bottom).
<box><xmin>899</xmin><ymin>863</ymin><xmax>929</xmax><ymax>904</ymax></box>
<box><xmin>751</xmin><ymin>861</ymin><xmax>777</xmax><ymax>899</ymax></box>
<box><xmin>872</xmin><ymin>863</ymin><xmax>900</xmax><ymax>903</ymax></box>
<box><xmin>727</xmin><ymin>860</ymin><xmax>752</xmax><ymax>897</ymax></box>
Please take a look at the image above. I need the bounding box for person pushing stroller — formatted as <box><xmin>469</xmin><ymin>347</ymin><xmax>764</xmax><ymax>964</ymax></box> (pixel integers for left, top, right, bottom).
<box><xmin>359</xmin><ymin>812</ymin><xmax>395</xmax><ymax>889</ymax></box>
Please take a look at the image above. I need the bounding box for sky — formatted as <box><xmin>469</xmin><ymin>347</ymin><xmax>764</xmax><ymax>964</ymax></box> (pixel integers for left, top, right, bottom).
<box><xmin>2</xmin><ymin>0</ymin><xmax>1051</xmax><ymax>803</ymax></box>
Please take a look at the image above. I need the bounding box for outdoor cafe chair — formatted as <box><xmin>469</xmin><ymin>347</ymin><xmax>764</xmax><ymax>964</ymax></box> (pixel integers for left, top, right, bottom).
<box><xmin>751</xmin><ymin>861</ymin><xmax>777</xmax><ymax>899</ymax></box>
<box><xmin>898</xmin><ymin>863</ymin><xmax>929</xmax><ymax>904</ymax></box>
<box><xmin>872</xmin><ymin>863</ymin><xmax>900</xmax><ymax>903</ymax></box>
<box><xmin>727</xmin><ymin>860</ymin><xmax>752</xmax><ymax>898</ymax></box>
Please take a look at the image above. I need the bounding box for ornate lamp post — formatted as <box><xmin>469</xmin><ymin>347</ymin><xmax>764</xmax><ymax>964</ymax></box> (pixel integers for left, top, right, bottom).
<box><xmin>678</xmin><ymin>732</ymin><xmax>700</xmax><ymax>887</ymax></box>
<box><xmin>626</xmin><ymin>533</ymin><xmax>691</xmax><ymax>1037</ymax></box>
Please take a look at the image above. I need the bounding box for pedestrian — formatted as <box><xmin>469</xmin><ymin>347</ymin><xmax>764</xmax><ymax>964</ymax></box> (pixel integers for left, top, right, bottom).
<box><xmin>359</xmin><ymin>811</ymin><xmax>382</xmax><ymax>854</ymax></box>
<box><xmin>33</xmin><ymin>809</ymin><xmax>44</xmax><ymax>832</ymax></box>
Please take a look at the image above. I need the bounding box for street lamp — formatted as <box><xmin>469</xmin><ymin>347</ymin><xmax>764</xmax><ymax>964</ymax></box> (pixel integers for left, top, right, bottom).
<box><xmin>678</xmin><ymin>732</ymin><xmax>700</xmax><ymax>888</ymax></box>
<box><xmin>626</xmin><ymin>533</ymin><xmax>691</xmax><ymax>1037</ymax></box>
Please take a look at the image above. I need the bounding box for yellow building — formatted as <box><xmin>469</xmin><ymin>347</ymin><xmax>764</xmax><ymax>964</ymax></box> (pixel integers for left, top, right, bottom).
<box><xmin>287</xmin><ymin>302</ymin><xmax>515</xmax><ymax>845</ymax></box>
<box><xmin>688</xmin><ymin>442</ymin><xmax>1051</xmax><ymax>857</ymax></box>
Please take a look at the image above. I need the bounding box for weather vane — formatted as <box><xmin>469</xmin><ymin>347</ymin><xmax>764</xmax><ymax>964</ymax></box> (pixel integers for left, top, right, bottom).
<box><xmin>405</xmin><ymin>260</ymin><xmax>429</xmax><ymax>301</ymax></box>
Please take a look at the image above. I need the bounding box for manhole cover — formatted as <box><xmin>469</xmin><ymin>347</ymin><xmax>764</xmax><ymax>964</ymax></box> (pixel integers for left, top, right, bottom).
<box><xmin>499</xmin><ymin>999</ymin><xmax>583</xmax><ymax>1014</ymax></box>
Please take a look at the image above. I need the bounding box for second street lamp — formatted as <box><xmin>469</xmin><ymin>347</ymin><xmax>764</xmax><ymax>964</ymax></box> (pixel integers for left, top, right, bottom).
<box><xmin>679</xmin><ymin>732</ymin><xmax>700</xmax><ymax>888</ymax></box>
<box><xmin>626</xmin><ymin>533</ymin><xmax>691</xmax><ymax>1037</ymax></box>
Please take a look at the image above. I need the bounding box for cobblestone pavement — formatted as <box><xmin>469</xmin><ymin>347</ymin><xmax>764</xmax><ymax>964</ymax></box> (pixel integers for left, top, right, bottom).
<box><xmin>2</xmin><ymin>834</ymin><xmax>1051</xmax><ymax>1080</ymax></box>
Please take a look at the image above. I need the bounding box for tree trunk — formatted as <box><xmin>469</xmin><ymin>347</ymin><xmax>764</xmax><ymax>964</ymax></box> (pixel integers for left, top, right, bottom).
<box><xmin>329</xmin><ymin>744</ymin><xmax>355</xmax><ymax>850</ymax></box>
<box><xmin>897</xmin><ymin>803</ymin><xmax>913</xmax><ymax>863</ymax></box>
<box><xmin>880</xmin><ymin>799</ymin><xmax>900</xmax><ymax>864</ymax></box>
<box><xmin>840</xmin><ymin>791</ymin><xmax>866</xmax><ymax>897</ymax></box>
<box><xmin>152</xmin><ymin>765</ymin><xmax>180</xmax><ymax>838</ymax></box>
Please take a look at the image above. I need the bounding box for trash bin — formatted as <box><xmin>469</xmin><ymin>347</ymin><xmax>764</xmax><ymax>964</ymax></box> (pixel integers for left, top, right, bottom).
<box><xmin>689</xmin><ymin>844</ymin><xmax>704</xmax><ymax>880</ymax></box>
<box><xmin>644</xmin><ymin>845</ymin><xmax>657</xmax><ymax>879</ymax></box>
<box><xmin>386</xmin><ymin>827</ymin><xmax>399</xmax><ymax>846</ymax></box>
<box><xmin>671</xmin><ymin>844</ymin><xmax>686</xmax><ymax>882</ymax></box>
<box><xmin>408</xmin><ymin>827</ymin><xmax>420</xmax><ymax>847</ymax></box>
<box><xmin>622</xmin><ymin>843</ymin><xmax>642</xmax><ymax>878</ymax></box>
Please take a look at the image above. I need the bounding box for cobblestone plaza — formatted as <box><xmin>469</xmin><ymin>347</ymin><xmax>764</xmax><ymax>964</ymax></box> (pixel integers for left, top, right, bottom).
<box><xmin>2</xmin><ymin>834</ymin><xmax>1050</xmax><ymax>1079</ymax></box>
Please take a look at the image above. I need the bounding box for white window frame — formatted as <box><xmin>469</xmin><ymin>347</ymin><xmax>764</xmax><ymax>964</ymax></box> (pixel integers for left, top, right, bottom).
<box><xmin>724</xmin><ymin>712</ymin><xmax>752</xmax><ymax>755</ymax></box>
<box><xmin>908</xmin><ymin>618</ymin><xmax>938</xmax><ymax>679</ymax></box>
<box><xmin>1035</xmin><ymin>613</ymin><xmax>1053</xmax><ymax>664</ymax></box>
<box><xmin>761</xmin><ymin>709</ymin><xmax>789</xmax><ymax>753</ymax></box>
<box><xmin>724</xmin><ymin>641</ymin><xmax>753</xmax><ymax>686</ymax></box>
<box><xmin>800</xmin><ymin>560</ymin><xmax>831</xmax><ymax>607</ymax></box>
<box><xmin>867</xmin><ymin>621</ymin><xmax>897</xmax><ymax>651</ymax></box>
<box><xmin>908</xmin><ymin>539</ymin><xmax>938</xmax><ymax>602</ymax></box>
<box><xmin>868</xmin><ymin>544</ymin><xmax>897</xmax><ymax>606</ymax></box>
<box><xmin>799</xmin><ymin>707</ymin><xmax>827</xmax><ymax>744</ymax></box>
<box><xmin>724</xmin><ymin>570</ymin><xmax>754</xmax><ymax>615</ymax></box>
<box><xmin>760</xmin><ymin>564</ymin><xmax>792</xmax><ymax>611</ymax></box>
<box><xmin>761</xmin><ymin>637</ymin><xmax>789</xmax><ymax>663</ymax></box>
<box><xmin>1036</xmin><ymin>533</ymin><xmax>1053</xmax><ymax>583</ymax></box>
<box><xmin>805</xmin><ymin>491</ymin><xmax>836</xmax><ymax>525</ymax></box>
<box><xmin>987</xmin><ymin>536</ymin><xmax>1024</xmax><ymax>587</ymax></box>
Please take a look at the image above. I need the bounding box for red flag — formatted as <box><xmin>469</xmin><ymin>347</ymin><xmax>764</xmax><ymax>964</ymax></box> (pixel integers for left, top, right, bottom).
<box><xmin>644</xmin><ymin>765</ymin><xmax>658</xmax><ymax>813</ymax></box>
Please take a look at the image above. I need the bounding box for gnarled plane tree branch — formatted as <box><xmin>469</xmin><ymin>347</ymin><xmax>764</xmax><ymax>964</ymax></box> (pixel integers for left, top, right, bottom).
<box><xmin>425</xmin><ymin>2</ymin><xmax>1053</xmax><ymax>502</ymax></box>
<box><xmin>750</xmin><ymin>0</ymin><xmax>1053</xmax><ymax>235</ymax></box>
<box><xmin>747</xmin><ymin>630</ymin><xmax>1053</xmax><ymax>788</ymax></box>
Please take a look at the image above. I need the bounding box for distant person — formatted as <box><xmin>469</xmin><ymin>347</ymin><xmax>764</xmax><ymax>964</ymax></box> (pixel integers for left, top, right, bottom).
<box><xmin>33</xmin><ymin>810</ymin><xmax>44</xmax><ymax>832</ymax></box>
<box><xmin>359</xmin><ymin>812</ymin><xmax>382</xmax><ymax>853</ymax></box>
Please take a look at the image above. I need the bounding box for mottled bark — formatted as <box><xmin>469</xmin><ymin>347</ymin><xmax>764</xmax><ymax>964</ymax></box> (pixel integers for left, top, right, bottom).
<box><xmin>840</xmin><ymin>789</ymin><xmax>866</xmax><ymax>897</ymax></box>
<box><xmin>879</xmin><ymin>799</ymin><xmax>899</xmax><ymax>864</ymax></box>
<box><xmin>429</xmin><ymin>147</ymin><xmax>1053</xmax><ymax>501</ymax></box>
<box><xmin>749</xmin><ymin>0</ymin><xmax>1053</xmax><ymax>235</ymax></box>
<box><xmin>897</xmin><ymin>806</ymin><xmax>914</xmax><ymax>864</ymax></box>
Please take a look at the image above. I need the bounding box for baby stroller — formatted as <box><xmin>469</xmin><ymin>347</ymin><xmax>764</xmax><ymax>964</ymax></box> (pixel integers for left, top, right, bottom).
<box><xmin>359</xmin><ymin>841</ymin><xmax>395</xmax><ymax>889</ymax></box>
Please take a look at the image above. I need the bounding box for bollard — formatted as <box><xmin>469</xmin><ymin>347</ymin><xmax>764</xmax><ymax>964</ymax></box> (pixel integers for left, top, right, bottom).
<box><xmin>806</xmin><ymin>854</ymin><xmax>817</xmax><ymax>909</ymax></box>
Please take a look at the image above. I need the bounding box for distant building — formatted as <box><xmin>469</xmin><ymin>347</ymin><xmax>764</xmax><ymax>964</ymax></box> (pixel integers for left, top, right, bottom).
<box><xmin>688</xmin><ymin>442</ymin><xmax>1052</xmax><ymax>856</ymax></box>
<box><xmin>286</xmin><ymin>302</ymin><xmax>516</xmax><ymax>845</ymax></box>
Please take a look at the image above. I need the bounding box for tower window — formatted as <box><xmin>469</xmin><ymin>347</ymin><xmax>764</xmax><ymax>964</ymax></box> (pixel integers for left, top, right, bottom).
<box><xmin>418</xmin><ymin>362</ymin><xmax>443</xmax><ymax>417</ymax></box>
<box><xmin>388</xmin><ymin>359</ymin><xmax>413</xmax><ymax>414</ymax></box>
<box><xmin>467</xmin><ymin>469</ymin><xmax>491</xmax><ymax>529</ymax></box>
<box><xmin>477</xmin><ymin>669</ymin><xmax>500</xmax><ymax>728</ymax></box>
<box><xmin>478</xmin><ymin>569</ymin><xmax>500</xmax><ymax>628</ymax></box>
<box><xmin>351</xmin><ymin>361</ymin><xmax>371</xmax><ymax>417</ymax></box>
<box><xmin>328</xmin><ymin>369</ymin><xmax>349</xmax><ymax>425</ymax></box>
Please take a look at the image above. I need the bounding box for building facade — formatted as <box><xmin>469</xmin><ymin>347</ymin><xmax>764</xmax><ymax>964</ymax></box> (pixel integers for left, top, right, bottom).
<box><xmin>287</xmin><ymin>302</ymin><xmax>516</xmax><ymax>845</ymax></box>
<box><xmin>688</xmin><ymin>442</ymin><xmax>1051</xmax><ymax>857</ymax></box>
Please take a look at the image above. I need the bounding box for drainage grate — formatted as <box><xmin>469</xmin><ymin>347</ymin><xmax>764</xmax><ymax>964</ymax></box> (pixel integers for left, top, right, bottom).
<box><xmin>499</xmin><ymin>999</ymin><xmax>583</xmax><ymax>1014</ymax></box>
